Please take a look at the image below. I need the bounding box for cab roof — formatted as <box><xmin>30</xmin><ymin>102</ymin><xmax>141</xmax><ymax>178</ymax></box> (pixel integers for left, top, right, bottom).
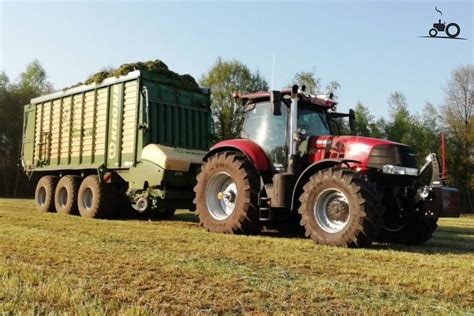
<box><xmin>240</xmin><ymin>89</ymin><xmax>338</xmax><ymax>109</ymax></box>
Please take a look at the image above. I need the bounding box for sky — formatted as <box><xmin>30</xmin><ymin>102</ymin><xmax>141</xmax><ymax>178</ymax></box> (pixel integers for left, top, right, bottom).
<box><xmin>0</xmin><ymin>0</ymin><xmax>472</xmax><ymax>118</ymax></box>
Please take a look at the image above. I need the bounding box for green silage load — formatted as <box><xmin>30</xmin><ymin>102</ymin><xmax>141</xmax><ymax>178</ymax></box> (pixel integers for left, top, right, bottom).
<box><xmin>83</xmin><ymin>59</ymin><xmax>201</xmax><ymax>92</ymax></box>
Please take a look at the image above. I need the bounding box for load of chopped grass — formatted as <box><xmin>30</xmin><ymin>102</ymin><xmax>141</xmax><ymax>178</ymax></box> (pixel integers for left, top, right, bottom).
<box><xmin>82</xmin><ymin>59</ymin><xmax>201</xmax><ymax>92</ymax></box>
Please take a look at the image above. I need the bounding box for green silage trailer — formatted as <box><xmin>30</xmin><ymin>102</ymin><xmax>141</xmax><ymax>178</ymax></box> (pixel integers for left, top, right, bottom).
<box><xmin>22</xmin><ymin>69</ymin><xmax>211</xmax><ymax>218</ymax></box>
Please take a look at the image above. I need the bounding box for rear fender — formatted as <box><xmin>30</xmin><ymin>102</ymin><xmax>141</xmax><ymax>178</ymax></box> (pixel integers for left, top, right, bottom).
<box><xmin>290</xmin><ymin>159</ymin><xmax>360</xmax><ymax>211</ymax></box>
<box><xmin>203</xmin><ymin>139</ymin><xmax>270</xmax><ymax>172</ymax></box>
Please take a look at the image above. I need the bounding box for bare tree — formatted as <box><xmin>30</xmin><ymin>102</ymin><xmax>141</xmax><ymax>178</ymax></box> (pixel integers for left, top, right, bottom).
<box><xmin>443</xmin><ymin>65</ymin><xmax>473</xmax><ymax>211</ymax></box>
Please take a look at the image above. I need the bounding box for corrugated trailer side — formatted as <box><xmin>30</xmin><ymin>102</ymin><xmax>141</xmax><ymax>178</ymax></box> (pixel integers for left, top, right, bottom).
<box><xmin>23</xmin><ymin>71</ymin><xmax>141</xmax><ymax>173</ymax></box>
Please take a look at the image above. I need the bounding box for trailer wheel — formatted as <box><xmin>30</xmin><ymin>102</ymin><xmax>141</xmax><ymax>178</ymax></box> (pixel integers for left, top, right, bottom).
<box><xmin>35</xmin><ymin>176</ymin><xmax>58</xmax><ymax>213</ymax></box>
<box><xmin>77</xmin><ymin>175</ymin><xmax>109</xmax><ymax>218</ymax></box>
<box><xmin>54</xmin><ymin>175</ymin><xmax>81</xmax><ymax>215</ymax></box>
<box><xmin>298</xmin><ymin>169</ymin><xmax>381</xmax><ymax>247</ymax></box>
<box><xmin>378</xmin><ymin>214</ymin><xmax>438</xmax><ymax>245</ymax></box>
<box><xmin>194</xmin><ymin>152</ymin><xmax>261</xmax><ymax>234</ymax></box>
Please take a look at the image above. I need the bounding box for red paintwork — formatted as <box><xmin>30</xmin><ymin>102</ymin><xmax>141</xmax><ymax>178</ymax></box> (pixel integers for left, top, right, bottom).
<box><xmin>441</xmin><ymin>133</ymin><xmax>447</xmax><ymax>178</ymax></box>
<box><xmin>308</xmin><ymin>135</ymin><xmax>405</xmax><ymax>171</ymax></box>
<box><xmin>210</xmin><ymin>139</ymin><xmax>270</xmax><ymax>171</ymax></box>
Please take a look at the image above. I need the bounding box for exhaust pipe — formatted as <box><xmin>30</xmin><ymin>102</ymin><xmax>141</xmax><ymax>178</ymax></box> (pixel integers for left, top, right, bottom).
<box><xmin>288</xmin><ymin>85</ymin><xmax>299</xmax><ymax>173</ymax></box>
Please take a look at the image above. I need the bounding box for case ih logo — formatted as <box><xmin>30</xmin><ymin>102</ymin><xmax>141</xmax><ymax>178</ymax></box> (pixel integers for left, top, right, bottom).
<box><xmin>419</xmin><ymin>6</ymin><xmax>466</xmax><ymax>40</ymax></box>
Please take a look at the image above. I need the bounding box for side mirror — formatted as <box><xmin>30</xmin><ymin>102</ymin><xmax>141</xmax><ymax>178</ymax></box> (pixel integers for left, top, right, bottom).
<box><xmin>349</xmin><ymin>109</ymin><xmax>356</xmax><ymax>133</ymax></box>
<box><xmin>270</xmin><ymin>90</ymin><xmax>282</xmax><ymax>116</ymax></box>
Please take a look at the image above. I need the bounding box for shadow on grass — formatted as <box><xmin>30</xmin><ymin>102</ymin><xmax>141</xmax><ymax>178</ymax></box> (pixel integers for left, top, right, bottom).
<box><xmin>112</xmin><ymin>208</ymin><xmax>473</xmax><ymax>254</ymax></box>
<box><xmin>372</xmin><ymin>225</ymin><xmax>474</xmax><ymax>255</ymax></box>
<box><xmin>371</xmin><ymin>240</ymin><xmax>474</xmax><ymax>255</ymax></box>
<box><xmin>115</xmin><ymin>209</ymin><xmax>200</xmax><ymax>223</ymax></box>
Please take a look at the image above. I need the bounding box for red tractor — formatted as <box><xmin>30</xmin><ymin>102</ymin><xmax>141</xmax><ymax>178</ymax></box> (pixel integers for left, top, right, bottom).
<box><xmin>193</xmin><ymin>85</ymin><xmax>460</xmax><ymax>247</ymax></box>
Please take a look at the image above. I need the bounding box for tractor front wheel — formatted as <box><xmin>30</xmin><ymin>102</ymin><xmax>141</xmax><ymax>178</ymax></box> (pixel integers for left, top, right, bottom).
<box><xmin>298</xmin><ymin>169</ymin><xmax>381</xmax><ymax>247</ymax></box>
<box><xmin>194</xmin><ymin>152</ymin><xmax>261</xmax><ymax>235</ymax></box>
<box><xmin>378</xmin><ymin>213</ymin><xmax>438</xmax><ymax>245</ymax></box>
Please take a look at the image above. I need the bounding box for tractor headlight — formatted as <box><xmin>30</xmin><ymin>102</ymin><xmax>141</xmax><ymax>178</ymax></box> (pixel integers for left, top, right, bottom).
<box><xmin>382</xmin><ymin>165</ymin><xmax>418</xmax><ymax>176</ymax></box>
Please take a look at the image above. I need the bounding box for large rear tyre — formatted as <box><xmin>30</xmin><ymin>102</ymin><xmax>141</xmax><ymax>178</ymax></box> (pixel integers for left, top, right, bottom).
<box><xmin>35</xmin><ymin>176</ymin><xmax>58</xmax><ymax>213</ymax></box>
<box><xmin>194</xmin><ymin>152</ymin><xmax>261</xmax><ymax>235</ymax></box>
<box><xmin>378</xmin><ymin>214</ymin><xmax>438</xmax><ymax>245</ymax></box>
<box><xmin>54</xmin><ymin>175</ymin><xmax>81</xmax><ymax>215</ymax></box>
<box><xmin>77</xmin><ymin>175</ymin><xmax>110</xmax><ymax>218</ymax></box>
<box><xmin>298</xmin><ymin>169</ymin><xmax>381</xmax><ymax>247</ymax></box>
<box><xmin>445</xmin><ymin>23</ymin><xmax>460</xmax><ymax>38</ymax></box>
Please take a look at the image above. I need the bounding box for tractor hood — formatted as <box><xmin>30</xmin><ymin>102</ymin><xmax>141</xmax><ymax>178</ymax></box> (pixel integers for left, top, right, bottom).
<box><xmin>309</xmin><ymin>135</ymin><xmax>417</xmax><ymax>171</ymax></box>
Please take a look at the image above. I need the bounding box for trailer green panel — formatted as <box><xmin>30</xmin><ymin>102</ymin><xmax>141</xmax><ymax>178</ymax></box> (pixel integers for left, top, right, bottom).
<box><xmin>22</xmin><ymin>70</ymin><xmax>211</xmax><ymax>174</ymax></box>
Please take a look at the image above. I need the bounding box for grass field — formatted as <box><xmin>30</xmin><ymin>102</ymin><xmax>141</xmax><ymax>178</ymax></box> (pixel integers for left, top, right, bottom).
<box><xmin>0</xmin><ymin>198</ymin><xmax>473</xmax><ymax>314</ymax></box>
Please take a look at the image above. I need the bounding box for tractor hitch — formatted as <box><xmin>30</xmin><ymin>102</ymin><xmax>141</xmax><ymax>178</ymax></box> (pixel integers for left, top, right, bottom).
<box><xmin>417</xmin><ymin>153</ymin><xmax>461</xmax><ymax>218</ymax></box>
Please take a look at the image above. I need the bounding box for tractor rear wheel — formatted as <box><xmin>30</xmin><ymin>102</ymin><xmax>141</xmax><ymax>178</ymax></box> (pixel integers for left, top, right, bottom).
<box><xmin>54</xmin><ymin>175</ymin><xmax>81</xmax><ymax>215</ymax></box>
<box><xmin>378</xmin><ymin>213</ymin><xmax>438</xmax><ymax>245</ymax></box>
<box><xmin>298</xmin><ymin>169</ymin><xmax>381</xmax><ymax>247</ymax></box>
<box><xmin>35</xmin><ymin>176</ymin><xmax>58</xmax><ymax>213</ymax></box>
<box><xmin>194</xmin><ymin>152</ymin><xmax>261</xmax><ymax>235</ymax></box>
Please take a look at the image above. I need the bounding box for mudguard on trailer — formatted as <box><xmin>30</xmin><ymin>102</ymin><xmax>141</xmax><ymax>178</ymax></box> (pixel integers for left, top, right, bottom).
<box><xmin>203</xmin><ymin>139</ymin><xmax>270</xmax><ymax>172</ymax></box>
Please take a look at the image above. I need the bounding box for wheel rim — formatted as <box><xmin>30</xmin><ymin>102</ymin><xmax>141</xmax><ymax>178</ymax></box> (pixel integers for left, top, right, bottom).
<box><xmin>59</xmin><ymin>187</ymin><xmax>68</xmax><ymax>207</ymax></box>
<box><xmin>314</xmin><ymin>188</ymin><xmax>350</xmax><ymax>233</ymax></box>
<box><xmin>82</xmin><ymin>187</ymin><xmax>93</xmax><ymax>210</ymax></box>
<box><xmin>38</xmin><ymin>187</ymin><xmax>47</xmax><ymax>206</ymax></box>
<box><xmin>205</xmin><ymin>172</ymin><xmax>237</xmax><ymax>220</ymax></box>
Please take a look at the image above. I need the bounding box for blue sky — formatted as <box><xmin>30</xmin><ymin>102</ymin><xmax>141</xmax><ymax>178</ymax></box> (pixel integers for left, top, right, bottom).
<box><xmin>1</xmin><ymin>0</ymin><xmax>472</xmax><ymax>117</ymax></box>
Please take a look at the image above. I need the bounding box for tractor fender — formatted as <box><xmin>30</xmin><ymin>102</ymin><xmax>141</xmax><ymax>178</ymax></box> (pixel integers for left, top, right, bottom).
<box><xmin>203</xmin><ymin>139</ymin><xmax>270</xmax><ymax>172</ymax></box>
<box><xmin>290</xmin><ymin>159</ymin><xmax>360</xmax><ymax>211</ymax></box>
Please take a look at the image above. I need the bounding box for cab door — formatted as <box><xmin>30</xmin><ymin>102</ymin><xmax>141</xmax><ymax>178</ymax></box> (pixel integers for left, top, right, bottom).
<box><xmin>241</xmin><ymin>101</ymin><xmax>288</xmax><ymax>172</ymax></box>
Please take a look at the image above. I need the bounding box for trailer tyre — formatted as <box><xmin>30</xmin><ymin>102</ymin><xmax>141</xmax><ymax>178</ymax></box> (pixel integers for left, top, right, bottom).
<box><xmin>378</xmin><ymin>214</ymin><xmax>438</xmax><ymax>245</ymax></box>
<box><xmin>55</xmin><ymin>175</ymin><xmax>81</xmax><ymax>215</ymax></box>
<box><xmin>298</xmin><ymin>169</ymin><xmax>381</xmax><ymax>247</ymax></box>
<box><xmin>194</xmin><ymin>152</ymin><xmax>261</xmax><ymax>235</ymax></box>
<box><xmin>77</xmin><ymin>175</ymin><xmax>109</xmax><ymax>218</ymax></box>
<box><xmin>35</xmin><ymin>176</ymin><xmax>59</xmax><ymax>213</ymax></box>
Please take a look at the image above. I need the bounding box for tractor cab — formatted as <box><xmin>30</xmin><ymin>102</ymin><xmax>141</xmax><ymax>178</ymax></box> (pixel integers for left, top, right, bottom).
<box><xmin>239</xmin><ymin>86</ymin><xmax>354</xmax><ymax>172</ymax></box>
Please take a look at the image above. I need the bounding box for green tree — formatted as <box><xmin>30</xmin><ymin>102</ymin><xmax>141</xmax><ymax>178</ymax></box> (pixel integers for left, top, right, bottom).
<box><xmin>385</xmin><ymin>91</ymin><xmax>413</xmax><ymax>144</ymax></box>
<box><xmin>291</xmin><ymin>71</ymin><xmax>340</xmax><ymax>95</ymax></box>
<box><xmin>292</xmin><ymin>71</ymin><xmax>320</xmax><ymax>94</ymax></box>
<box><xmin>384</xmin><ymin>92</ymin><xmax>442</xmax><ymax>165</ymax></box>
<box><xmin>414</xmin><ymin>102</ymin><xmax>442</xmax><ymax>162</ymax></box>
<box><xmin>200</xmin><ymin>58</ymin><xmax>268</xmax><ymax>141</ymax></box>
<box><xmin>0</xmin><ymin>60</ymin><xmax>53</xmax><ymax>196</ymax></box>
<box><xmin>353</xmin><ymin>101</ymin><xmax>375</xmax><ymax>137</ymax></box>
<box><xmin>325</xmin><ymin>81</ymin><xmax>341</xmax><ymax>94</ymax></box>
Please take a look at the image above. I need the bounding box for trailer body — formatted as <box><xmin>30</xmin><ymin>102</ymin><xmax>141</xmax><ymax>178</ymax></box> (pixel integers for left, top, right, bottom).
<box><xmin>22</xmin><ymin>70</ymin><xmax>211</xmax><ymax>214</ymax></box>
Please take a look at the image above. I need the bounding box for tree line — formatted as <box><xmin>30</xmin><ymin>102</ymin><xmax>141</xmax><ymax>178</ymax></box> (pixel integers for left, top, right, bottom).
<box><xmin>0</xmin><ymin>59</ymin><xmax>472</xmax><ymax>212</ymax></box>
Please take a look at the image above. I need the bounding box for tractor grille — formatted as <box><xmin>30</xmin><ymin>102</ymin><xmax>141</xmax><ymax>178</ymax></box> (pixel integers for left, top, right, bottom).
<box><xmin>367</xmin><ymin>144</ymin><xmax>417</xmax><ymax>169</ymax></box>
